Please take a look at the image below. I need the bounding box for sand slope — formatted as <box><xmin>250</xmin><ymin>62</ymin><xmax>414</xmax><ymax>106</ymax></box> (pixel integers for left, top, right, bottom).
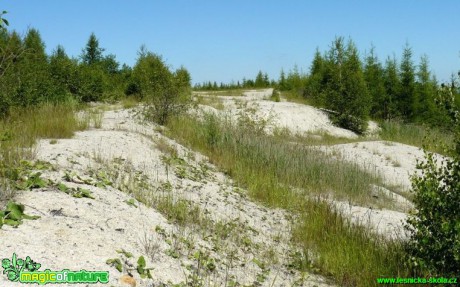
<box><xmin>1</xmin><ymin>89</ymin><xmax>447</xmax><ymax>286</ymax></box>
<box><xmin>0</xmin><ymin>108</ymin><xmax>332</xmax><ymax>287</ymax></box>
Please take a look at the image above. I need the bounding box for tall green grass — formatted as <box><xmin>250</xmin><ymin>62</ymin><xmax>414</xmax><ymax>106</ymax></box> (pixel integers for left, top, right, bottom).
<box><xmin>293</xmin><ymin>200</ymin><xmax>407</xmax><ymax>285</ymax></box>
<box><xmin>164</xmin><ymin>112</ymin><xmax>412</xmax><ymax>286</ymax></box>
<box><xmin>379</xmin><ymin>120</ymin><xmax>455</xmax><ymax>155</ymax></box>
<box><xmin>168</xmin><ymin>113</ymin><xmax>385</xmax><ymax>207</ymax></box>
<box><xmin>0</xmin><ymin>102</ymin><xmax>89</xmax><ymax>202</ymax></box>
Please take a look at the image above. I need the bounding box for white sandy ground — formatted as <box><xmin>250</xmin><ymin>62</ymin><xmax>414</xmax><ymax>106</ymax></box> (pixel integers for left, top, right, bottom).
<box><xmin>195</xmin><ymin>89</ymin><xmax>359</xmax><ymax>139</ymax></box>
<box><xmin>0</xmin><ymin>89</ymin><xmax>448</xmax><ymax>286</ymax></box>
<box><xmin>0</xmin><ymin>108</ymin><xmax>332</xmax><ymax>287</ymax></box>
<box><xmin>193</xmin><ymin>89</ymin><xmax>447</xmax><ymax>240</ymax></box>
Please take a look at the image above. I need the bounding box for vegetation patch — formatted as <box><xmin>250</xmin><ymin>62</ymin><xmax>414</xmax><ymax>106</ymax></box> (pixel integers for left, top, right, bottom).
<box><xmin>163</xmin><ymin>112</ymin><xmax>410</xmax><ymax>286</ymax></box>
<box><xmin>57</xmin><ymin>183</ymin><xmax>95</xmax><ymax>199</ymax></box>
<box><xmin>0</xmin><ymin>201</ymin><xmax>40</xmax><ymax>228</ymax></box>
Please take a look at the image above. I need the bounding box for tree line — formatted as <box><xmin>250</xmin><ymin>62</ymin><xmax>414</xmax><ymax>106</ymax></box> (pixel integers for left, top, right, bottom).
<box><xmin>199</xmin><ymin>37</ymin><xmax>458</xmax><ymax>133</ymax></box>
<box><xmin>194</xmin><ymin>70</ymin><xmax>275</xmax><ymax>90</ymax></box>
<box><xmin>288</xmin><ymin>37</ymin><xmax>459</xmax><ymax>132</ymax></box>
<box><xmin>0</xmin><ymin>26</ymin><xmax>191</xmax><ymax>123</ymax></box>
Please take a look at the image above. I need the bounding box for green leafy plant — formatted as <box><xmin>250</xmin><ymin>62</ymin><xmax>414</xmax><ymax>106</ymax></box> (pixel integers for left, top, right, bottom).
<box><xmin>107</xmin><ymin>252</ymin><xmax>153</xmax><ymax>278</ymax></box>
<box><xmin>94</xmin><ymin>170</ymin><xmax>112</xmax><ymax>187</ymax></box>
<box><xmin>405</xmin><ymin>85</ymin><xmax>460</xmax><ymax>277</ymax></box>
<box><xmin>1</xmin><ymin>160</ymin><xmax>50</xmax><ymax>190</ymax></box>
<box><xmin>166</xmin><ymin>248</ymin><xmax>180</xmax><ymax>259</ymax></box>
<box><xmin>136</xmin><ymin>256</ymin><xmax>152</xmax><ymax>279</ymax></box>
<box><xmin>0</xmin><ymin>201</ymin><xmax>40</xmax><ymax>228</ymax></box>
<box><xmin>57</xmin><ymin>183</ymin><xmax>95</xmax><ymax>199</ymax></box>
<box><xmin>73</xmin><ymin>187</ymin><xmax>95</xmax><ymax>199</ymax></box>
<box><xmin>106</xmin><ymin>258</ymin><xmax>123</xmax><ymax>272</ymax></box>
<box><xmin>0</xmin><ymin>10</ymin><xmax>9</xmax><ymax>29</ymax></box>
<box><xmin>21</xmin><ymin>172</ymin><xmax>48</xmax><ymax>189</ymax></box>
<box><xmin>132</xmin><ymin>48</ymin><xmax>191</xmax><ymax>125</ymax></box>
<box><xmin>116</xmin><ymin>249</ymin><xmax>133</xmax><ymax>258</ymax></box>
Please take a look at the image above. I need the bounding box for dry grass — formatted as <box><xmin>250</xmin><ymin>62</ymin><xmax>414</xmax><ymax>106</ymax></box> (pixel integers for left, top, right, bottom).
<box><xmin>194</xmin><ymin>95</ymin><xmax>225</xmax><ymax>110</ymax></box>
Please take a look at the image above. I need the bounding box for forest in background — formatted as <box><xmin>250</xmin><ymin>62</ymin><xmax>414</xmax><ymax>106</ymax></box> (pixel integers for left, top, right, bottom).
<box><xmin>0</xmin><ymin>27</ymin><xmax>191</xmax><ymax>121</ymax></box>
<box><xmin>1</xmin><ymin>22</ymin><xmax>459</xmax><ymax>134</ymax></box>
<box><xmin>196</xmin><ymin>37</ymin><xmax>460</xmax><ymax>134</ymax></box>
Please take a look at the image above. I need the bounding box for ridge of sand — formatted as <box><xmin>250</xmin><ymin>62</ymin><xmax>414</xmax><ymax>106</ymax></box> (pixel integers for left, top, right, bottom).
<box><xmin>1</xmin><ymin>89</ymin><xmax>447</xmax><ymax>286</ymax></box>
<box><xmin>0</xmin><ymin>108</ymin><xmax>332</xmax><ymax>287</ymax></box>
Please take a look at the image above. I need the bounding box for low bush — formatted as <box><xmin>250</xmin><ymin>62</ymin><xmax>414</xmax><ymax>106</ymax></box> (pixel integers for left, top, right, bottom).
<box><xmin>405</xmin><ymin>85</ymin><xmax>460</xmax><ymax>276</ymax></box>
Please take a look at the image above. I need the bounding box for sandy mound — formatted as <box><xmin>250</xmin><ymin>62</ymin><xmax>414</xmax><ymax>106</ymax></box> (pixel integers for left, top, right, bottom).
<box><xmin>2</xmin><ymin>89</ymin><xmax>447</xmax><ymax>285</ymax></box>
<box><xmin>195</xmin><ymin>89</ymin><xmax>358</xmax><ymax>138</ymax></box>
<box><xmin>193</xmin><ymin>89</ymin><xmax>449</xmax><ymax>241</ymax></box>
<box><xmin>0</xmin><ymin>108</ymin><xmax>332</xmax><ymax>287</ymax></box>
<box><xmin>316</xmin><ymin>141</ymin><xmax>444</xmax><ymax>192</ymax></box>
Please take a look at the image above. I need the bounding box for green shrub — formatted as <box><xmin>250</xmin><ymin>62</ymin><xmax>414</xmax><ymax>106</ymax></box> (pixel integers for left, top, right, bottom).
<box><xmin>405</xmin><ymin>85</ymin><xmax>460</xmax><ymax>276</ymax></box>
<box><xmin>332</xmin><ymin>113</ymin><xmax>368</xmax><ymax>135</ymax></box>
<box><xmin>406</xmin><ymin>152</ymin><xmax>460</xmax><ymax>276</ymax></box>
<box><xmin>269</xmin><ymin>89</ymin><xmax>281</xmax><ymax>102</ymax></box>
<box><xmin>132</xmin><ymin>49</ymin><xmax>191</xmax><ymax>125</ymax></box>
<box><xmin>76</xmin><ymin>65</ymin><xmax>108</xmax><ymax>102</ymax></box>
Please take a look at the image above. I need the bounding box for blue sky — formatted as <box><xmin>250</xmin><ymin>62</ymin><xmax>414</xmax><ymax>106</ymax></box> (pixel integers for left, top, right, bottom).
<box><xmin>3</xmin><ymin>0</ymin><xmax>460</xmax><ymax>84</ymax></box>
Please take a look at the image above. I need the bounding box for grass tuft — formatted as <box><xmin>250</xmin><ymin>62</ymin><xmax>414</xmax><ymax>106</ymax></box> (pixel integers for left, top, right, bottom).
<box><xmin>0</xmin><ymin>103</ymin><xmax>88</xmax><ymax>202</ymax></box>
<box><xmin>379</xmin><ymin>120</ymin><xmax>455</xmax><ymax>155</ymax></box>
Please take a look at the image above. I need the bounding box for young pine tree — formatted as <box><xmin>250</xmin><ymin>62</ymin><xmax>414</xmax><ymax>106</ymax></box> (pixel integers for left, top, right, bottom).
<box><xmin>81</xmin><ymin>32</ymin><xmax>104</xmax><ymax>65</ymax></box>
<box><xmin>383</xmin><ymin>56</ymin><xmax>400</xmax><ymax>120</ymax></box>
<box><xmin>305</xmin><ymin>48</ymin><xmax>327</xmax><ymax>105</ymax></box>
<box><xmin>278</xmin><ymin>69</ymin><xmax>287</xmax><ymax>91</ymax></box>
<box><xmin>50</xmin><ymin>45</ymin><xmax>79</xmax><ymax>100</ymax></box>
<box><xmin>399</xmin><ymin>43</ymin><xmax>417</xmax><ymax>120</ymax></box>
<box><xmin>18</xmin><ymin>28</ymin><xmax>53</xmax><ymax>105</ymax></box>
<box><xmin>78</xmin><ymin>33</ymin><xmax>109</xmax><ymax>101</ymax></box>
<box><xmin>324</xmin><ymin>37</ymin><xmax>370</xmax><ymax>133</ymax></box>
<box><xmin>414</xmin><ymin>55</ymin><xmax>438</xmax><ymax>124</ymax></box>
<box><xmin>255</xmin><ymin>70</ymin><xmax>265</xmax><ymax>88</ymax></box>
<box><xmin>364</xmin><ymin>46</ymin><xmax>386</xmax><ymax>118</ymax></box>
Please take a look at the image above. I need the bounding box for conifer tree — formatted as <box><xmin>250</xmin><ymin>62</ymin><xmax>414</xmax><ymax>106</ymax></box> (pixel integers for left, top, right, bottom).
<box><xmin>81</xmin><ymin>33</ymin><xmax>104</xmax><ymax>65</ymax></box>
<box><xmin>364</xmin><ymin>46</ymin><xmax>386</xmax><ymax>118</ymax></box>
<box><xmin>399</xmin><ymin>43</ymin><xmax>417</xmax><ymax>120</ymax></box>
<box><xmin>383</xmin><ymin>56</ymin><xmax>400</xmax><ymax>120</ymax></box>
<box><xmin>50</xmin><ymin>45</ymin><xmax>79</xmax><ymax>99</ymax></box>
<box><xmin>324</xmin><ymin>37</ymin><xmax>370</xmax><ymax>133</ymax></box>
<box><xmin>78</xmin><ymin>33</ymin><xmax>109</xmax><ymax>101</ymax></box>
<box><xmin>414</xmin><ymin>55</ymin><xmax>437</xmax><ymax>123</ymax></box>
<box><xmin>255</xmin><ymin>70</ymin><xmax>265</xmax><ymax>88</ymax></box>
<box><xmin>278</xmin><ymin>69</ymin><xmax>287</xmax><ymax>91</ymax></box>
<box><xmin>305</xmin><ymin>48</ymin><xmax>327</xmax><ymax>105</ymax></box>
<box><xmin>263</xmin><ymin>72</ymin><xmax>270</xmax><ymax>87</ymax></box>
<box><xmin>18</xmin><ymin>28</ymin><xmax>52</xmax><ymax>105</ymax></box>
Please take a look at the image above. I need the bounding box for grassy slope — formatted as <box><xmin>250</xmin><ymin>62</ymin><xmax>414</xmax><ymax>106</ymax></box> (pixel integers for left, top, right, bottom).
<box><xmin>0</xmin><ymin>102</ymin><xmax>97</xmax><ymax>202</ymax></box>
<box><xmin>164</xmin><ymin>112</ymin><xmax>411</xmax><ymax>287</ymax></box>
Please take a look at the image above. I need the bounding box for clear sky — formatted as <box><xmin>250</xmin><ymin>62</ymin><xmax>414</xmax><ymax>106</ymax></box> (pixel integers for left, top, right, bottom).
<box><xmin>2</xmin><ymin>0</ymin><xmax>460</xmax><ymax>84</ymax></box>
